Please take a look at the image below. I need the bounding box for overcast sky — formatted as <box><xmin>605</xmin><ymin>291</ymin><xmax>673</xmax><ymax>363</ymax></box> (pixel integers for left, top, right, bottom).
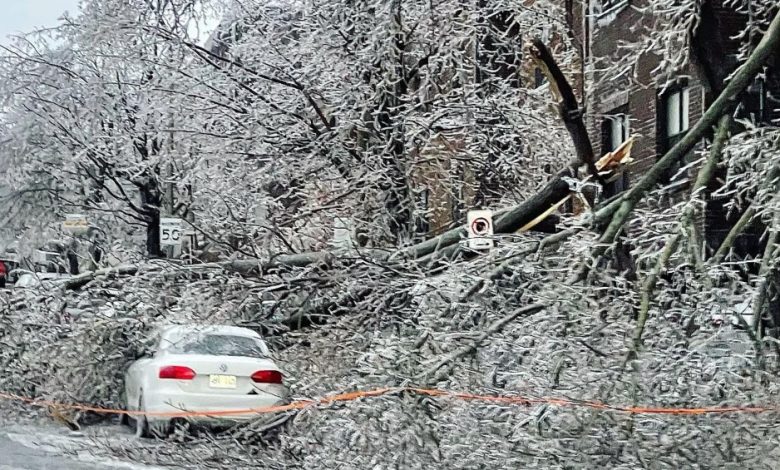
<box><xmin>0</xmin><ymin>0</ymin><xmax>81</xmax><ymax>45</ymax></box>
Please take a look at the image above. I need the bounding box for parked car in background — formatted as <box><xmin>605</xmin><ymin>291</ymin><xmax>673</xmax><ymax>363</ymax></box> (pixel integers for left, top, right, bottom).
<box><xmin>123</xmin><ymin>325</ymin><xmax>288</xmax><ymax>438</ymax></box>
<box><xmin>13</xmin><ymin>270</ymin><xmax>72</xmax><ymax>289</ymax></box>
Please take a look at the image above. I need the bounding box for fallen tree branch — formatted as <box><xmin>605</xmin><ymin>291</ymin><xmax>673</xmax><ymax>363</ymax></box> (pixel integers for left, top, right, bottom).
<box><xmin>62</xmin><ymin>265</ymin><xmax>147</xmax><ymax>290</ymax></box>
<box><xmin>529</xmin><ymin>39</ymin><xmax>603</xmax><ymax>187</ymax></box>
<box><xmin>422</xmin><ymin>303</ymin><xmax>545</xmax><ymax>384</ymax></box>
<box><xmin>61</xmin><ymin>250</ymin><xmax>391</xmax><ymax>290</ymax></box>
<box><xmin>752</xmin><ymin>205</ymin><xmax>780</xmax><ymax>340</ymax></box>
<box><xmin>630</xmin><ymin>114</ymin><xmax>731</xmax><ymax>358</ymax></box>
<box><xmin>60</xmin><ymin>254</ymin><xmax>327</xmax><ymax>290</ymax></box>
<box><xmin>415</xmin><ymin>176</ymin><xmax>573</xmax><ymax>270</ymax></box>
<box><xmin>709</xmin><ymin>205</ymin><xmax>756</xmax><ymax>266</ymax></box>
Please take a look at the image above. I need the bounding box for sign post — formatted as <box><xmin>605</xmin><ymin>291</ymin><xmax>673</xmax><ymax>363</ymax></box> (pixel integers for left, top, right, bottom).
<box><xmin>467</xmin><ymin>210</ymin><xmax>494</xmax><ymax>250</ymax></box>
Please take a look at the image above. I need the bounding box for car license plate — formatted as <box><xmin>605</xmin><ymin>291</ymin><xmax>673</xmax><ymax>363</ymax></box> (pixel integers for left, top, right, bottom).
<box><xmin>209</xmin><ymin>374</ymin><xmax>237</xmax><ymax>389</ymax></box>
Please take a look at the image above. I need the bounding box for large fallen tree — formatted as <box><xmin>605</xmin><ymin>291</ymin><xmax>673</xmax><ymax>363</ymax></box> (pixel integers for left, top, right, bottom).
<box><xmin>60</xmin><ymin>39</ymin><xmax>620</xmax><ymax>293</ymax></box>
<box><xmin>59</xmin><ymin>10</ymin><xmax>780</xmax><ymax>341</ymax></box>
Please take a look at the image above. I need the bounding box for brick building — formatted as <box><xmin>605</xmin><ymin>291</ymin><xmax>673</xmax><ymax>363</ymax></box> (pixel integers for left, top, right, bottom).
<box><xmin>567</xmin><ymin>0</ymin><xmax>780</xmax><ymax>250</ymax></box>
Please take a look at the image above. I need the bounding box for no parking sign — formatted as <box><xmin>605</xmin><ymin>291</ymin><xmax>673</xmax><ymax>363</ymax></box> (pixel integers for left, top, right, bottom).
<box><xmin>467</xmin><ymin>210</ymin><xmax>494</xmax><ymax>250</ymax></box>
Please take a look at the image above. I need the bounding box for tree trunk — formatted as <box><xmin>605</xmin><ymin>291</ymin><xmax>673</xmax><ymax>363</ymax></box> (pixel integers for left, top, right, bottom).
<box><xmin>393</xmin><ymin>175</ymin><xmax>570</xmax><ymax>261</ymax></box>
<box><xmin>529</xmin><ymin>39</ymin><xmax>603</xmax><ymax>187</ymax></box>
<box><xmin>139</xmin><ymin>181</ymin><xmax>163</xmax><ymax>258</ymax></box>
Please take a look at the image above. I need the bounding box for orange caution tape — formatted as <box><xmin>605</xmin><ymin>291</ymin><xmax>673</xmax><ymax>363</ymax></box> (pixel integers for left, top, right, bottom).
<box><xmin>0</xmin><ymin>388</ymin><xmax>777</xmax><ymax>419</ymax></box>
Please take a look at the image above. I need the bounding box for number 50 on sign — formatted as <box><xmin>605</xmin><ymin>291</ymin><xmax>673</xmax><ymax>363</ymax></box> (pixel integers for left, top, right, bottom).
<box><xmin>160</xmin><ymin>218</ymin><xmax>183</xmax><ymax>246</ymax></box>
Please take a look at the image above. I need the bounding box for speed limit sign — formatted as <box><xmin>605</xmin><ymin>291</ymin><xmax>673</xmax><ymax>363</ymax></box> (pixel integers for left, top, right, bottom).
<box><xmin>160</xmin><ymin>218</ymin><xmax>183</xmax><ymax>247</ymax></box>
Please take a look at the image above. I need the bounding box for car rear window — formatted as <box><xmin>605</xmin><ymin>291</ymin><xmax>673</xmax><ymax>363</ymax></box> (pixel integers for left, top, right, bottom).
<box><xmin>169</xmin><ymin>334</ymin><xmax>268</xmax><ymax>358</ymax></box>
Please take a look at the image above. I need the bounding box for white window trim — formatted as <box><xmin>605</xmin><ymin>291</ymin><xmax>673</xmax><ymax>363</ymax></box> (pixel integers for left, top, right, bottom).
<box><xmin>606</xmin><ymin>113</ymin><xmax>630</xmax><ymax>152</ymax></box>
<box><xmin>665</xmin><ymin>87</ymin><xmax>690</xmax><ymax>138</ymax></box>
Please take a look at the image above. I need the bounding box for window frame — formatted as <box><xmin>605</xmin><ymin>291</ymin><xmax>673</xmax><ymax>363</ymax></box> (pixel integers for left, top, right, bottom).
<box><xmin>737</xmin><ymin>77</ymin><xmax>768</xmax><ymax>124</ymax></box>
<box><xmin>657</xmin><ymin>82</ymin><xmax>692</xmax><ymax>185</ymax></box>
<box><xmin>414</xmin><ymin>188</ymin><xmax>430</xmax><ymax>236</ymax></box>
<box><xmin>664</xmin><ymin>87</ymin><xmax>690</xmax><ymax>142</ymax></box>
<box><xmin>601</xmin><ymin>106</ymin><xmax>630</xmax><ymax>198</ymax></box>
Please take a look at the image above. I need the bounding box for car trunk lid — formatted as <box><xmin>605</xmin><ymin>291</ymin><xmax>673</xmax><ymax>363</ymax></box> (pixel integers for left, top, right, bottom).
<box><xmin>161</xmin><ymin>354</ymin><xmax>283</xmax><ymax>396</ymax></box>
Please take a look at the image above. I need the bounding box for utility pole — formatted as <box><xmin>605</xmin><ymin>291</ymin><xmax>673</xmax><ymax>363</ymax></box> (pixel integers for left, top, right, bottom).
<box><xmin>165</xmin><ymin>110</ymin><xmax>177</xmax><ymax>259</ymax></box>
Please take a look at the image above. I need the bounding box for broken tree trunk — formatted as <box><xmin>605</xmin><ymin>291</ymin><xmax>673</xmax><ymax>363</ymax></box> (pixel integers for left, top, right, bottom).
<box><xmin>416</xmin><ymin>139</ymin><xmax>634</xmax><ymax>271</ymax></box>
<box><xmin>392</xmin><ymin>176</ymin><xmax>571</xmax><ymax>262</ymax></box>
<box><xmin>61</xmin><ymin>251</ymin><xmax>350</xmax><ymax>290</ymax></box>
<box><xmin>529</xmin><ymin>39</ymin><xmax>603</xmax><ymax>187</ymax></box>
<box><xmin>415</xmin><ymin>175</ymin><xmax>572</xmax><ymax>270</ymax></box>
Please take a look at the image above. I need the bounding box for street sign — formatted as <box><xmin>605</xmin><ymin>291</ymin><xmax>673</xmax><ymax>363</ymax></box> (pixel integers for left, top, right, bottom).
<box><xmin>159</xmin><ymin>218</ymin><xmax>183</xmax><ymax>247</ymax></box>
<box><xmin>62</xmin><ymin>214</ymin><xmax>89</xmax><ymax>235</ymax></box>
<box><xmin>467</xmin><ymin>210</ymin><xmax>494</xmax><ymax>250</ymax></box>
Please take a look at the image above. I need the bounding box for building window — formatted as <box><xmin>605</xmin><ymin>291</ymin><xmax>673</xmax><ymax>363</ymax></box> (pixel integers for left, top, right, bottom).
<box><xmin>534</xmin><ymin>67</ymin><xmax>547</xmax><ymax>88</ymax></box>
<box><xmin>414</xmin><ymin>189</ymin><xmax>430</xmax><ymax>236</ymax></box>
<box><xmin>665</xmin><ymin>87</ymin><xmax>690</xmax><ymax>145</ymax></box>
<box><xmin>737</xmin><ymin>77</ymin><xmax>767</xmax><ymax>124</ymax></box>
<box><xmin>601</xmin><ymin>107</ymin><xmax>629</xmax><ymax>198</ymax></box>
<box><xmin>659</xmin><ymin>85</ymin><xmax>691</xmax><ymax>183</ymax></box>
<box><xmin>607</xmin><ymin>114</ymin><xmax>629</xmax><ymax>151</ymax></box>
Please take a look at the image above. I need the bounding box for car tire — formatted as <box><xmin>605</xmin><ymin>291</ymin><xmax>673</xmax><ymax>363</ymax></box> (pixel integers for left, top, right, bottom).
<box><xmin>168</xmin><ymin>418</ymin><xmax>193</xmax><ymax>437</ymax></box>
<box><xmin>134</xmin><ymin>392</ymin><xmax>152</xmax><ymax>439</ymax></box>
<box><xmin>120</xmin><ymin>389</ymin><xmax>131</xmax><ymax>426</ymax></box>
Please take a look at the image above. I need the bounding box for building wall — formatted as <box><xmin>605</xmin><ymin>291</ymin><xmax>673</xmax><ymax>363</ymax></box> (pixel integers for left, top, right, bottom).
<box><xmin>411</xmin><ymin>133</ymin><xmax>470</xmax><ymax>236</ymax></box>
<box><xmin>581</xmin><ymin>1</ymin><xmax>709</xmax><ymax>187</ymax></box>
<box><xmin>568</xmin><ymin>0</ymin><xmax>779</xmax><ymax>254</ymax></box>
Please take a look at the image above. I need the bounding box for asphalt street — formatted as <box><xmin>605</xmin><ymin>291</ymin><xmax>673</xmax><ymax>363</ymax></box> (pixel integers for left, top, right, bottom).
<box><xmin>0</xmin><ymin>422</ymin><xmax>158</xmax><ymax>470</ymax></box>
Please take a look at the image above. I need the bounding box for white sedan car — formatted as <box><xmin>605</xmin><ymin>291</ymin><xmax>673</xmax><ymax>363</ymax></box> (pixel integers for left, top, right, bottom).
<box><xmin>124</xmin><ymin>325</ymin><xmax>288</xmax><ymax>437</ymax></box>
<box><xmin>13</xmin><ymin>271</ymin><xmax>71</xmax><ymax>288</ymax></box>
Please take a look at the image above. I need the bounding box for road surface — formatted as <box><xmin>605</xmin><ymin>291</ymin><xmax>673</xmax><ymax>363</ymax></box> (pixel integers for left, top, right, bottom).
<box><xmin>0</xmin><ymin>422</ymin><xmax>163</xmax><ymax>470</ymax></box>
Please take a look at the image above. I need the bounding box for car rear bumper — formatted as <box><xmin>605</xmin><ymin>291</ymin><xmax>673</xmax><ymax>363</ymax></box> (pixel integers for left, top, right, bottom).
<box><xmin>144</xmin><ymin>387</ymin><xmax>288</xmax><ymax>423</ymax></box>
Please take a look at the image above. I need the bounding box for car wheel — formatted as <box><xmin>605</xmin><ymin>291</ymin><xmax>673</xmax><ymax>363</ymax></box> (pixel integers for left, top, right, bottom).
<box><xmin>119</xmin><ymin>390</ymin><xmax>130</xmax><ymax>427</ymax></box>
<box><xmin>134</xmin><ymin>392</ymin><xmax>152</xmax><ymax>439</ymax></box>
<box><xmin>168</xmin><ymin>418</ymin><xmax>194</xmax><ymax>437</ymax></box>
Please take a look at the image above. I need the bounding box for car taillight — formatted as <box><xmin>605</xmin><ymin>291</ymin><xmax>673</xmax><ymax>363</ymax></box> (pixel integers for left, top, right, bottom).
<box><xmin>251</xmin><ymin>370</ymin><xmax>283</xmax><ymax>384</ymax></box>
<box><xmin>159</xmin><ymin>365</ymin><xmax>196</xmax><ymax>380</ymax></box>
